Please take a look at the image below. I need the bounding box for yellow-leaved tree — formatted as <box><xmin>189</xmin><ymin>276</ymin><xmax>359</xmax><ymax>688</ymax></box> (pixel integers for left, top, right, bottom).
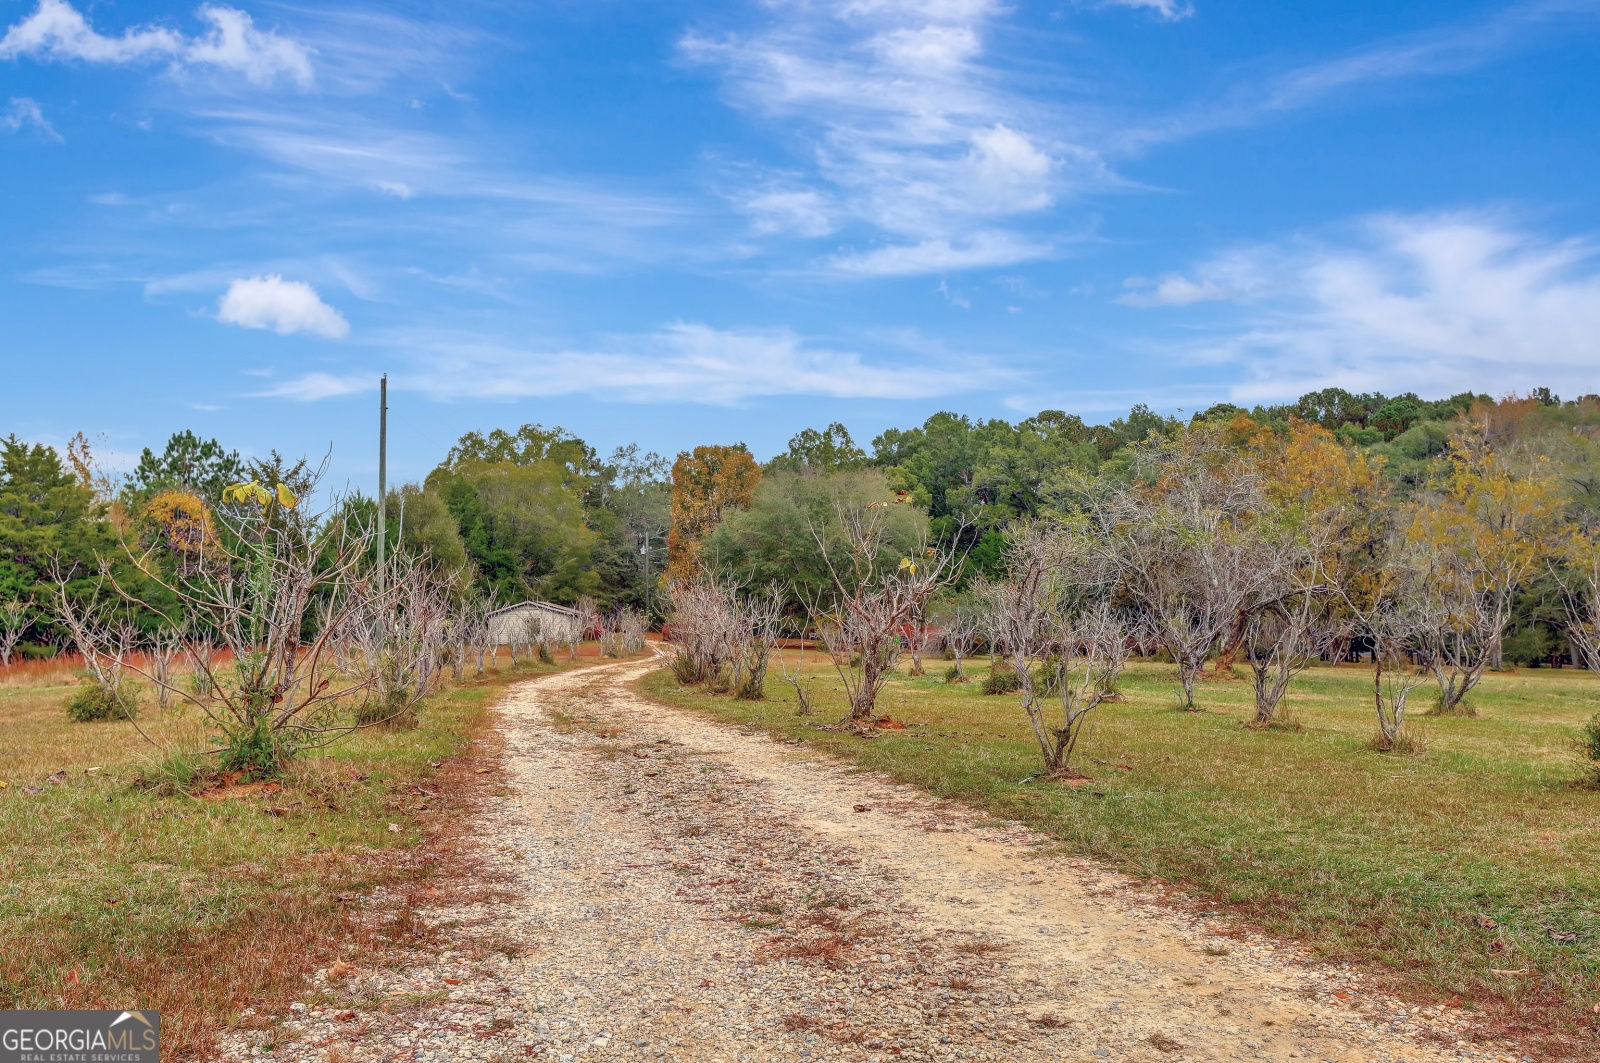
<box><xmin>666</xmin><ymin>445</ymin><xmax>761</xmax><ymax>584</ymax></box>
<box><xmin>1400</xmin><ymin>441</ymin><xmax>1563</xmax><ymax>715</ymax></box>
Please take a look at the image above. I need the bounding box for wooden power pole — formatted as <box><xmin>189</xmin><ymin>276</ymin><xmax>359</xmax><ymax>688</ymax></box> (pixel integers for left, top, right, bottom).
<box><xmin>377</xmin><ymin>373</ymin><xmax>388</xmax><ymax>592</ymax></box>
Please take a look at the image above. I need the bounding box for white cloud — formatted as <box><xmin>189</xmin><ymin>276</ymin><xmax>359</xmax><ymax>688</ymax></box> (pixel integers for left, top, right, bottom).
<box><xmin>683</xmin><ymin>0</ymin><xmax>1090</xmax><ymax>274</ymax></box>
<box><xmin>741</xmin><ymin>188</ymin><xmax>836</xmax><ymax>237</ymax></box>
<box><xmin>830</xmin><ymin>231</ymin><xmax>1054</xmax><ymax>276</ymax></box>
<box><xmin>0</xmin><ymin>1</ymin><xmax>312</xmax><ymax>88</ymax></box>
<box><xmin>217</xmin><ymin>275</ymin><xmax>350</xmax><ymax>338</ymax></box>
<box><xmin>936</xmin><ymin>279</ymin><xmax>970</xmax><ymax>309</ymax></box>
<box><xmin>261</xmin><ymin>371</ymin><xmax>363</xmax><ymax>400</ymax></box>
<box><xmin>1118</xmin><ymin>274</ymin><xmax>1237</xmax><ymax>307</ymax></box>
<box><xmin>185</xmin><ymin>6</ymin><xmax>314</xmax><ymax>88</ymax></box>
<box><xmin>262</xmin><ymin>322</ymin><xmax>1008</xmax><ymax>404</ymax></box>
<box><xmin>1</xmin><ymin>97</ymin><xmax>59</xmax><ymax>139</ymax></box>
<box><xmin>1145</xmin><ymin>213</ymin><xmax>1600</xmax><ymax>400</ymax></box>
<box><xmin>1103</xmin><ymin>0</ymin><xmax>1194</xmax><ymax>21</ymax></box>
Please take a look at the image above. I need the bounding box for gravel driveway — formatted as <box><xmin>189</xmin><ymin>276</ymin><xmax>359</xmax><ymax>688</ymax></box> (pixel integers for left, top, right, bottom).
<box><xmin>224</xmin><ymin>656</ymin><xmax>1504</xmax><ymax>1063</ymax></box>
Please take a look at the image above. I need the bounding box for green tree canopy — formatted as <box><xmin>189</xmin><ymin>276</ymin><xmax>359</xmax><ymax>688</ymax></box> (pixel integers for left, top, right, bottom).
<box><xmin>704</xmin><ymin>468</ymin><xmax>928</xmax><ymax>618</ymax></box>
<box><xmin>128</xmin><ymin>430</ymin><xmax>244</xmax><ymax>502</ymax></box>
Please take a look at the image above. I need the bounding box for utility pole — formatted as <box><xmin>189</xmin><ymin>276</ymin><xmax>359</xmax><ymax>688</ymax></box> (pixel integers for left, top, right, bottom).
<box><xmin>377</xmin><ymin>374</ymin><xmax>388</xmax><ymax>592</ymax></box>
<box><xmin>640</xmin><ymin>528</ymin><xmax>651</xmax><ymax>624</ymax></box>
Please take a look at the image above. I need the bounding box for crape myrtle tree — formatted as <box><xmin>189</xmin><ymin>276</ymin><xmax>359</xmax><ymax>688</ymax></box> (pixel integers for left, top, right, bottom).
<box><xmin>1554</xmin><ymin>516</ymin><xmax>1600</xmax><ymax>672</ymax></box>
<box><xmin>1089</xmin><ymin>426</ymin><xmax>1288</xmax><ymax>710</ymax></box>
<box><xmin>1401</xmin><ymin>442</ymin><xmax>1562</xmax><ymax>715</ymax></box>
<box><xmin>986</xmin><ymin>523</ymin><xmax>1134</xmax><ymax>777</ymax></box>
<box><xmin>808</xmin><ymin>498</ymin><xmax>963</xmax><ymax>729</ymax></box>
<box><xmin>664</xmin><ymin>574</ymin><xmax>779</xmax><ymax>699</ymax></box>
<box><xmin>111</xmin><ymin>459</ymin><xmax>423</xmax><ymax>778</ymax></box>
<box><xmin>0</xmin><ymin>597</ymin><xmax>29</xmax><ymax>666</ymax></box>
<box><xmin>929</xmin><ymin>594</ymin><xmax>982</xmax><ymax>683</ymax></box>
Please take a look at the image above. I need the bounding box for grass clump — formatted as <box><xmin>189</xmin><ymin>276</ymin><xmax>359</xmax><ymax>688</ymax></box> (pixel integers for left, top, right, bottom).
<box><xmin>65</xmin><ymin>681</ymin><xmax>138</xmax><ymax>722</ymax></box>
<box><xmin>1575</xmin><ymin>711</ymin><xmax>1600</xmax><ymax>787</ymax></box>
<box><xmin>981</xmin><ymin>660</ymin><xmax>1022</xmax><ymax>695</ymax></box>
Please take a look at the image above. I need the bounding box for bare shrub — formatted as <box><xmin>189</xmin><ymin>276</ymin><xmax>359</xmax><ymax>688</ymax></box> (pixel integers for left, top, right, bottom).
<box><xmin>1091</xmin><ymin>433</ymin><xmax>1286</xmax><ymax>710</ymax></box>
<box><xmin>809</xmin><ymin>502</ymin><xmax>961</xmax><ymax>728</ymax></box>
<box><xmin>0</xmin><ymin>597</ymin><xmax>30</xmax><ymax>667</ymax></box>
<box><xmin>989</xmin><ymin>524</ymin><xmax>1133</xmax><ymax>777</ymax></box>
<box><xmin>111</xmin><ymin>467</ymin><xmax>407</xmax><ymax>778</ymax></box>
<box><xmin>772</xmin><ymin>622</ymin><xmax>815</xmax><ymax>715</ymax></box>
<box><xmin>571</xmin><ymin>595</ymin><xmax>599</xmax><ymax>660</ymax></box>
<box><xmin>49</xmin><ymin>566</ymin><xmax>138</xmax><ymax>718</ymax></box>
<box><xmin>341</xmin><ymin>551</ymin><xmax>454</xmax><ymax>728</ymax></box>
<box><xmin>932</xmin><ymin>597</ymin><xmax>980</xmax><ymax>683</ymax></box>
<box><xmin>733</xmin><ymin>590</ymin><xmax>782</xmax><ymax>700</ymax></box>
<box><xmin>666</xmin><ymin>577</ymin><xmax>779</xmax><ymax>698</ymax></box>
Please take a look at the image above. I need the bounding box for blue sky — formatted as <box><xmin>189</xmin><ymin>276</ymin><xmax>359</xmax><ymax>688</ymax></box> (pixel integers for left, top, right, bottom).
<box><xmin>2</xmin><ymin>0</ymin><xmax>1599</xmax><ymax>489</ymax></box>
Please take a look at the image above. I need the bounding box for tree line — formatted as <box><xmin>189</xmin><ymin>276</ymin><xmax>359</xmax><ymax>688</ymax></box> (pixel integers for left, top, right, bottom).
<box><xmin>662</xmin><ymin>389</ymin><xmax>1600</xmax><ymax>775</ymax></box>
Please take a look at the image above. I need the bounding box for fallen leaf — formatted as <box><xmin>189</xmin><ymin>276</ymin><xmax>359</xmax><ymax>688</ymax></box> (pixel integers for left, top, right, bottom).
<box><xmin>336</xmin><ymin>1010</ymin><xmax>357</xmax><ymax>1022</ymax></box>
<box><xmin>475</xmin><ymin>768</ymin><xmax>492</xmax><ymax>774</ymax></box>
<box><xmin>1476</xmin><ymin>915</ymin><xmax>1498</xmax><ymax>929</ymax></box>
<box><xmin>65</xmin><ymin>969</ymin><xmax>78</xmax><ymax>985</ymax></box>
<box><xmin>1549</xmin><ymin>929</ymin><xmax>1579</xmax><ymax>944</ymax></box>
<box><xmin>104</xmin><ymin>899</ymin><xmax>118</xmax><ymax>907</ymax></box>
<box><xmin>328</xmin><ymin>961</ymin><xmax>352</xmax><ymax>980</ymax></box>
<box><xmin>84</xmin><ymin>766</ymin><xmax>102</xmax><ymax>774</ymax></box>
<box><xmin>444</xmin><ymin>978</ymin><xmax>461</xmax><ymax>986</ymax></box>
<box><xmin>0</xmin><ymin>780</ymin><xmax>8</xmax><ymax>789</ymax></box>
<box><xmin>263</xmin><ymin>806</ymin><xmax>289</xmax><ymax>817</ymax></box>
<box><xmin>853</xmin><ymin>804</ymin><xmax>872</xmax><ymax>813</ymax></box>
<box><xmin>1333</xmin><ymin>991</ymin><xmax>1350</xmax><ymax>1000</ymax></box>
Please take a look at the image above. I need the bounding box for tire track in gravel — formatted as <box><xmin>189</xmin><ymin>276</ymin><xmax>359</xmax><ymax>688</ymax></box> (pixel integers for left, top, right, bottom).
<box><xmin>227</xmin><ymin>656</ymin><xmax>1486</xmax><ymax>1063</ymax></box>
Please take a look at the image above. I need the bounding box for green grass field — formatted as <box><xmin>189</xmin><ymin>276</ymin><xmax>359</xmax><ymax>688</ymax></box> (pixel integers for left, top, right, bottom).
<box><xmin>640</xmin><ymin>655</ymin><xmax>1600</xmax><ymax>1051</ymax></box>
<box><xmin>0</xmin><ymin>651</ymin><xmax>598</xmax><ymax>1060</ymax></box>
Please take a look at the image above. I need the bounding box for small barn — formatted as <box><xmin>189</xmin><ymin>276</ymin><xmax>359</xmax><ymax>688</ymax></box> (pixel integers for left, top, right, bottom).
<box><xmin>487</xmin><ymin>601</ymin><xmax>582</xmax><ymax>647</ymax></box>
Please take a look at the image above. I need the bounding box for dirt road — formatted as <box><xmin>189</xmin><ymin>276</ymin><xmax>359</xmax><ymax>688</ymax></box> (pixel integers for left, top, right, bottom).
<box><xmin>229</xmin><ymin>657</ymin><xmax>1491</xmax><ymax>1063</ymax></box>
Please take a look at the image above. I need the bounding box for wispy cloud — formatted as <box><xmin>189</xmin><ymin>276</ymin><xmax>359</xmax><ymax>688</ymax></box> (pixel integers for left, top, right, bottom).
<box><xmin>1126</xmin><ymin>0</ymin><xmax>1600</xmax><ymax>149</ymax></box>
<box><xmin>261</xmin><ymin>321</ymin><xmax>1010</xmax><ymax>404</ymax></box>
<box><xmin>831</xmin><ymin>231</ymin><xmax>1055</xmax><ymax>276</ymax></box>
<box><xmin>1102</xmin><ymin>0</ymin><xmax>1194</xmax><ymax>21</ymax></box>
<box><xmin>683</xmin><ymin>0</ymin><xmax>1098</xmax><ymax>275</ymax></box>
<box><xmin>1118</xmin><ymin>274</ymin><xmax>1238</xmax><ymax>307</ymax></box>
<box><xmin>1132</xmin><ymin>212</ymin><xmax>1600</xmax><ymax>400</ymax></box>
<box><xmin>218</xmin><ymin>275</ymin><xmax>349</xmax><ymax>338</ymax></box>
<box><xmin>0</xmin><ymin>1</ymin><xmax>313</xmax><ymax>88</ymax></box>
<box><xmin>1</xmin><ymin>96</ymin><xmax>60</xmax><ymax>139</ymax></box>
